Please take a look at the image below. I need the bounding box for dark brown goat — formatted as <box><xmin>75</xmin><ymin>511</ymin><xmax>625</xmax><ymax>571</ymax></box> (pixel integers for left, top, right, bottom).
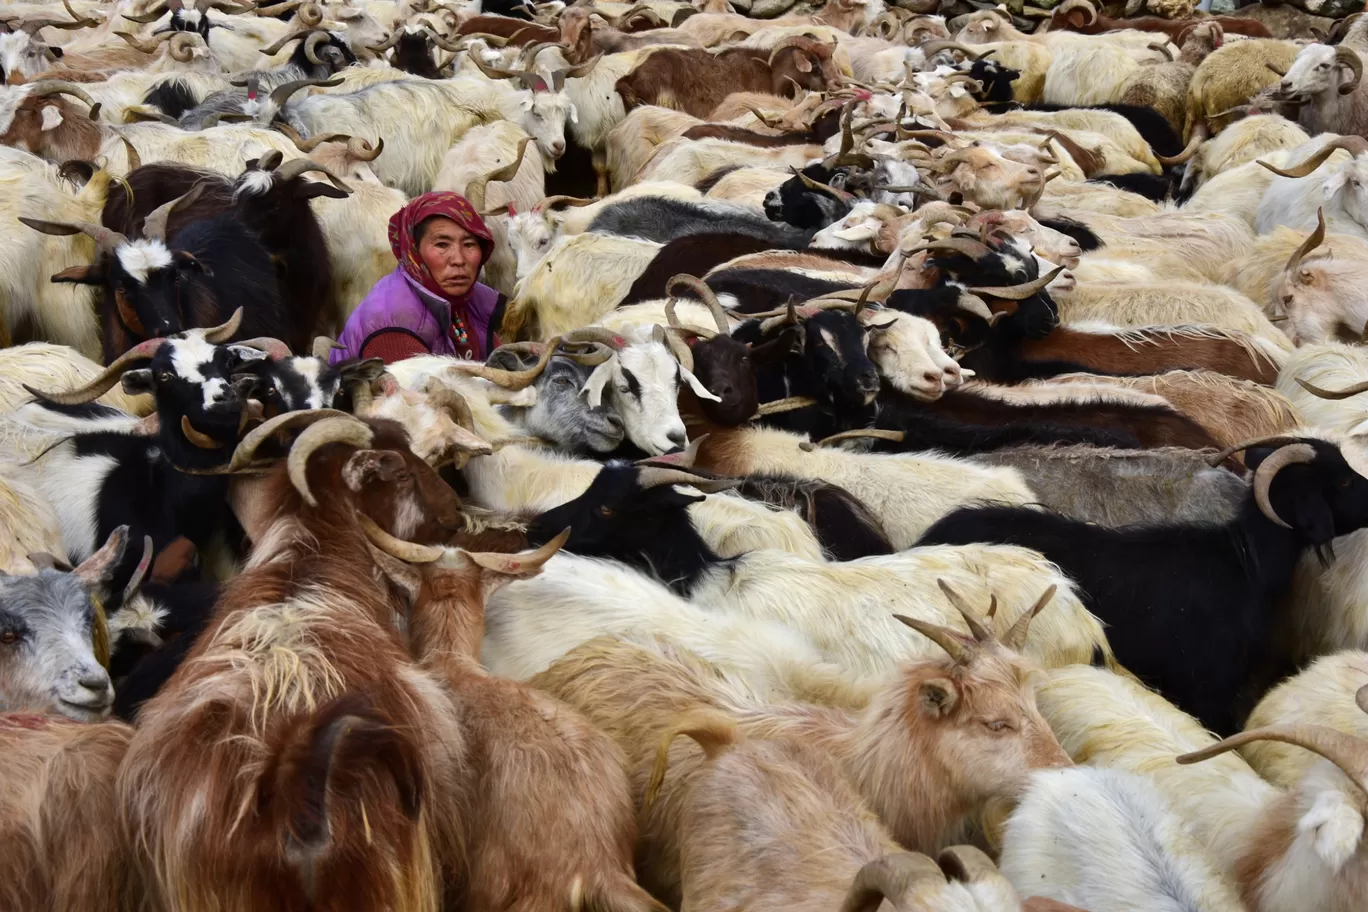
<box><xmin>615</xmin><ymin>39</ymin><xmax>839</xmax><ymax>118</ymax></box>
<box><xmin>1046</xmin><ymin>0</ymin><xmax>1270</xmax><ymax>39</ymax></box>
<box><xmin>117</xmin><ymin>413</ymin><xmax>494</xmax><ymax>912</ymax></box>
<box><xmin>1016</xmin><ymin>328</ymin><xmax>1280</xmax><ymax>385</ymax></box>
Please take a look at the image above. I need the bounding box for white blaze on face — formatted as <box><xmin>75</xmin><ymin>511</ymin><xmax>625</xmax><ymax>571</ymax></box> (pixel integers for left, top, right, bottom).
<box><xmin>170</xmin><ymin>336</ymin><xmax>232</xmax><ymax>411</ymax></box>
<box><xmin>115</xmin><ymin>241</ymin><xmax>174</xmax><ymax>285</ymax></box>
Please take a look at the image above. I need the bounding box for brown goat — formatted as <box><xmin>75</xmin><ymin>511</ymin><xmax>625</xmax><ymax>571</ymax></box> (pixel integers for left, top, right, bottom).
<box><xmin>614</xmin><ymin>40</ymin><xmax>839</xmax><ymax>119</ymax></box>
<box><xmin>0</xmin><ymin>82</ymin><xmax>103</xmax><ymax>163</ymax></box>
<box><xmin>1047</xmin><ymin>0</ymin><xmax>1270</xmax><ymax>39</ymax></box>
<box><xmin>1019</xmin><ymin>326</ymin><xmax>1281</xmax><ymax>384</ymax></box>
<box><xmin>0</xmin><ymin>714</ymin><xmax>140</xmax><ymax>912</ymax></box>
<box><xmin>117</xmin><ymin>414</ymin><xmax>488</xmax><ymax>912</ymax></box>
<box><xmin>532</xmin><ymin>584</ymin><xmax>1070</xmax><ymax>907</ymax></box>
<box><xmin>365</xmin><ymin>524</ymin><xmax>666</xmax><ymax>912</ymax></box>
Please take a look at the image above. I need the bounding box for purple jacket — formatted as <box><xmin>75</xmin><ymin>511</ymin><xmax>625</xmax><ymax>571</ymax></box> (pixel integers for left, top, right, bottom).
<box><xmin>330</xmin><ymin>268</ymin><xmax>502</xmax><ymax>365</ymax></box>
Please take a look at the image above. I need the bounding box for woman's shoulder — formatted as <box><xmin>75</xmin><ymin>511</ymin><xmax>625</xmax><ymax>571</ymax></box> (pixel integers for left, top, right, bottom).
<box><xmin>351</xmin><ymin>270</ymin><xmax>439</xmax><ymax>334</ymax></box>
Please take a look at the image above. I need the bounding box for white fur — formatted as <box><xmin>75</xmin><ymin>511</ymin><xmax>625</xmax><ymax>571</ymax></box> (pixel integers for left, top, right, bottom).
<box><xmin>115</xmin><ymin>241</ymin><xmax>173</xmax><ymax>285</ymax></box>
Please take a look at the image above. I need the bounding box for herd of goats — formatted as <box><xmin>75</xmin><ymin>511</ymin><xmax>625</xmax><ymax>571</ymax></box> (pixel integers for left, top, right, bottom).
<box><xmin>14</xmin><ymin>0</ymin><xmax>1368</xmax><ymax>909</ymax></box>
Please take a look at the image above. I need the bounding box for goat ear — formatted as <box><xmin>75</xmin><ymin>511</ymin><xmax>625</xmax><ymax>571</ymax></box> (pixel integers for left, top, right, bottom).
<box><xmin>295</xmin><ymin>181</ymin><xmax>351</xmax><ymax>201</ymax></box>
<box><xmin>122</xmin><ymin>369</ymin><xmax>156</xmax><ymax>396</ymax></box>
<box><xmin>150</xmin><ymin>537</ymin><xmax>198</xmax><ymax>583</ymax></box>
<box><xmin>1298</xmin><ymin>790</ymin><xmax>1365</xmax><ymax>870</ymax></box>
<box><xmin>342</xmin><ymin>450</ymin><xmax>407</xmax><ymax>492</ymax></box>
<box><xmin>750</xmin><ymin>331</ymin><xmax>797</xmax><ymax>365</ymax></box>
<box><xmin>339</xmin><ymin>358</ymin><xmax>386</xmax><ymax>386</ymax></box>
<box><xmin>39</xmin><ymin>104</ymin><xmax>64</xmax><ymax>132</ymax></box>
<box><xmin>580</xmin><ymin>358</ymin><xmax>614</xmax><ymax>408</ymax></box>
<box><xmin>74</xmin><ymin>525</ymin><xmax>131</xmax><ymax>597</ymax></box>
<box><xmin>918</xmin><ymin>677</ymin><xmax>958</xmax><ymax>718</ymax></box>
<box><xmin>679</xmin><ymin>365</ymin><xmax>722</xmax><ymax>402</ymax></box>
<box><xmin>50</xmin><ymin>264</ymin><xmax>102</xmax><ymax>285</ymax></box>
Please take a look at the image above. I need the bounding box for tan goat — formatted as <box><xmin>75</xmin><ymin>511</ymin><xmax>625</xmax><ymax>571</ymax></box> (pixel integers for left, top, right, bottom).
<box><xmin>0</xmin><ymin>714</ymin><xmax>140</xmax><ymax>912</ymax></box>
<box><xmin>367</xmin><ymin>524</ymin><xmax>666</xmax><ymax>912</ymax></box>
<box><xmin>532</xmin><ymin>582</ymin><xmax>1071</xmax><ymax>907</ymax></box>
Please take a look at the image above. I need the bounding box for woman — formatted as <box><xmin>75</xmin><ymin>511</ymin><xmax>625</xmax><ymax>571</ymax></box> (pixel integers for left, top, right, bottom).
<box><xmin>331</xmin><ymin>192</ymin><xmax>504</xmax><ymax>365</ymax></box>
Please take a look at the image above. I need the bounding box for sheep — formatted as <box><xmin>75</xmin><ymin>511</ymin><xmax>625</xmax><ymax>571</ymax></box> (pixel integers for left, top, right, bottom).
<box><xmin>531</xmin><ymin>592</ymin><xmax>1071</xmax><ymax>906</ymax></box>
<box><xmin>0</xmin><ymin>525</ymin><xmax>133</xmax><ymax>720</ymax></box>
<box><xmin>966</xmin><ymin>444</ymin><xmax>1249</xmax><ymax>527</ymax></box>
<box><xmin>1000</xmin><ymin>766</ymin><xmax>1248</xmax><ymax>912</ymax></box>
<box><xmin>0</xmin><ymin>715</ymin><xmax>140</xmax><ymax>912</ymax></box>
<box><xmin>919</xmin><ymin>437</ymin><xmax>1368</xmax><ymax>735</ymax></box>
<box><xmin>693</xmin><ymin>425</ymin><xmax>1038</xmax><ymax>549</ymax></box>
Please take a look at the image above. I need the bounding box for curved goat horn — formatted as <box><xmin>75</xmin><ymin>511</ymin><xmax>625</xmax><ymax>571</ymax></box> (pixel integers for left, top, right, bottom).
<box><xmin>23</xmin><ymin>337</ymin><xmax>168</xmax><ymax>405</ymax></box>
<box><xmin>1259</xmin><ymin>136</ymin><xmax>1368</xmax><ymax>179</ymax></box>
<box><xmin>893</xmin><ymin>613</ymin><xmax>974</xmax><ymax>664</ymax></box>
<box><xmin>1001</xmin><ymin>585</ymin><xmax>1056</xmax><ymax>652</ymax></box>
<box><xmin>1296</xmin><ymin>376</ymin><xmax>1368</xmax><ymax>400</ymax></box>
<box><xmin>666</xmin><ymin>275</ymin><xmax>730</xmax><ymax>335</ymax></box>
<box><xmin>269</xmin><ymin>75</ymin><xmax>342</xmax><ymax>109</ymax></box>
<box><xmin>965</xmin><ymin>265</ymin><xmax>1066</xmax><ymax>300</ymax></box>
<box><xmin>937</xmin><ymin>578</ymin><xmax>996</xmax><ymax>644</ymax></box>
<box><xmin>1177</xmin><ymin>722</ymin><xmax>1368</xmax><ymax>791</ymax></box>
<box><xmin>273</xmin><ymin>158</ymin><xmax>353</xmax><ymax>192</ymax></box>
<box><xmin>838</xmin><ymin>853</ymin><xmax>946</xmax><ymax>912</ymax></box>
<box><xmin>287</xmin><ymin>415</ymin><xmax>375</xmax><ymax>507</ymax></box>
<box><xmin>141</xmin><ymin>183</ymin><xmax>206</xmax><ymax>241</ymax></box>
<box><xmin>447</xmin><ymin>337</ymin><xmax>560</xmax><ymax>389</ymax></box>
<box><xmin>1251</xmin><ymin>443</ymin><xmax>1318</xmax><ymax>529</ymax></box>
<box><xmin>19</xmin><ymin>215</ymin><xmax>128</xmax><ymax>255</ymax></box>
<box><xmin>1285</xmin><ymin>208</ymin><xmax>1327</xmax><ymax>275</ymax></box>
<box><xmin>464</xmin><ymin>137</ymin><xmax>530</xmax><ymax>211</ymax></box>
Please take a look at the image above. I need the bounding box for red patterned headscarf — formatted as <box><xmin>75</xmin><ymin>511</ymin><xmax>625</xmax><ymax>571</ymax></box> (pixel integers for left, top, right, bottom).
<box><xmin>387</xmin><ymin>191</ymin><xmax>494</xmax><ymax>302</ymax></box>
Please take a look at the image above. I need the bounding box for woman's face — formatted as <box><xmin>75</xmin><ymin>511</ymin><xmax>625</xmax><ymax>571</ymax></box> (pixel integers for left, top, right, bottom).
<box><xmin>417</xmin><ymin>216</ymin><xmax>484</xmax><ymax>298</ymax></box>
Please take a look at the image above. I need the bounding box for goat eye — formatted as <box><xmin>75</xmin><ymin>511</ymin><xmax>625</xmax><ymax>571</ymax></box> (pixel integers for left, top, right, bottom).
<box><xmin>597</xmin><ymin>505</ymin><xmax>614</xmax><ymax>518</ymax></box>
<box><xmin>156</xmin><ymin>372</ymin><xmax>172</xmax><ymax>383</ymax></box>
<box><xmin>0</xmin><ymin>631</ymin><xmax>19</xmax><ymax>645</ymax></box>
<box><xmin>984</xmin><ymin>720</ymin><xmax>1010</xmax><ymax>733</ymax></box>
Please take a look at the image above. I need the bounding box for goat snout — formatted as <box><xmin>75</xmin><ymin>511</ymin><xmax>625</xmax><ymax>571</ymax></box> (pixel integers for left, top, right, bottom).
<box><xmin>56</xmin><ymin>667</ymin><xmax>113</xmax><ymax>720</ymax></box>
<box><xmin>665</xmin><ymin>428</ymin><xmax>688</xmax><ymax>451</ymax></box>
<box><xmin>550</xmin><ymin>139</ymin><xmax>566</xmax><ymax>158</ymax></box>
<box><xmin>856</xmin><ymin>370</ymin><xmax>881</xmax><ymax>404</ymax></box>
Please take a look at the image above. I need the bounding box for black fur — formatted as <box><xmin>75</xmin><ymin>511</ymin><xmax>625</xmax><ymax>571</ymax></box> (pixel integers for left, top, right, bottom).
<box><xmin>1088</xmin><ymin>172</ymin><xmax>1174</xmax><ymax>202</ymax></box>
<box><xmin>735</xmin><ymin>475</ymin><xmax>893</xmax><ymax>560</ymax></box>
<box><xmin>142</xmin><ymin>78</ymin><xmax>200</xmax><ymax>119</ymax></box>
<box><xmin>918</xmin><ymin>440</ymin><xmax>1368</xmax><ymax>734</ymax></box>
<box><xmin>1036</xmin><ymin>216</ymin><xmax>1103</xmax><ymax>252</ymax></box>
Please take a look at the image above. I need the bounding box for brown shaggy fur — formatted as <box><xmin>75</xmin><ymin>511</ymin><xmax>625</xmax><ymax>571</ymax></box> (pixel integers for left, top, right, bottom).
<box><xmin>117</xmin><ymin>420</ymin><xmax>474</xmax><ymax>912</ymax></box>
<box><xmin>0</xmin><ymin>714</ymin><xmax>140</xmax><ymax>912</ymax></box>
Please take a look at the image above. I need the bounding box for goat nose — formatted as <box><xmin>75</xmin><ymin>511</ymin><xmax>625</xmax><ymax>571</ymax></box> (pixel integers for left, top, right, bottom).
<box><xmin>77</xmin><ymin>671</ymin><xmax>109</xmax><ymax>692</ymax></box>
<box><xmin>551</xmin><ymin>140</ymin><xmax>566</xmax><ymax>156</ymax></box>
<box><xmin>923</xmin><ymin>371</ymin><xmax>942</xmax><ymax>384</ymax></box>
<box><xmin>666</xmin><ymin>429</ymin><xmax>687</xmax><ymax>451</ymax></box>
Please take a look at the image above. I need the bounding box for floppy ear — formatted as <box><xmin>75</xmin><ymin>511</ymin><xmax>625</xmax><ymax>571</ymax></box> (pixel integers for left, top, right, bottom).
<box><xmin>294</xmin><ymin>181</ymin><xmax>351</xmax><ymax>201</ymax></box>
<box><xmin>679</xmin><ymin>365</ymin><xmax>722</xmax><ymax>402</ymax></box>
<box><xmin>51</xmin><ymin>264</ymin><xmax>103</xmax><ymax>285</ymax></box>
<box><xmin>918</xmin><ymin>678</ymin><xmax>958</xmax><ymax>719</ymax></box>
<box><xmin>122</xmin><ymin>369</ymin><xmax>156</xmax><ymax>396</ymax></box>
<box><xmin>342</xmin><ymin>450</ymin><xmax>408</xmax><ymax>492</ymax></box>
<box><xmin>580</xmin><ymin>357</ymin><xmax>615</xmax><ymax>408</ymax></box>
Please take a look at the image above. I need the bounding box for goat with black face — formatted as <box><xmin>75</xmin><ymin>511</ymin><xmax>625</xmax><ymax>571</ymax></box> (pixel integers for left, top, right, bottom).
<box><xmin>526</xmin><ymin>463</ymin><xmax>735</xmax><ymax>595</ymax></box>
<box><xmin>22</xmin><ymin>187</ymin><xmax>283</xmax><ymax>362</ymax></box>
<box><xmin>763</xmin><ymin>164</ymin><xmax>856</xmax><ymax>230</ymax></box>
<box><xmin>16</xmin><ymin>312</ymin><xmax>264</xmax><ymax>561</ymax></box>
<box><xmin>918</xmin><ymin>436</ymin><xmax>1368</xmax><ymax>735</ymax></box>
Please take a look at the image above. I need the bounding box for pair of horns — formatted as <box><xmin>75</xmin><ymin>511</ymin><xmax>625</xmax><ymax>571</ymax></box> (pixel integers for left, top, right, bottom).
<box><xmin>665</xmin><ymin>275</ymin><xmax>732</xmax><ymax>338</ymax></box>
<box><xmin>893</xmin><ymin>578</ymin><xmax>1057</xmax><ymax>664</ymax></box>
<box><xmin>1206</xmin><ymin>437</ymin><xmax>1333</xmax><ymax>529</ymax></box>
<box><xmin>24</xmin><ymin>309</ymin><xmax>244</xmax><ymax>406</ymax></box>
<box><xmin>359</xmin><ymin>514</ymin><xmax>570</xmax><ymax>570</ymax></box>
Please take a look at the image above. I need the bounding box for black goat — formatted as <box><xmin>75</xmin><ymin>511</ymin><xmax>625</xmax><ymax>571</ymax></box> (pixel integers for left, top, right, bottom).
<box><xmin>917</xmin><ymin>437</ymin><xmax>1368</xmax><ymax>735</ymax></box>
<box><xmin>526</xmin><ymin>463</ymin><xmax>734</xmax><ymax>595</ymax></box>
<box><xmin>17</xmin><ymin>315</ymin><xmax>261</xmax><ymax>562</ymax></box>
<box><xmin>588</xmin><ymin>197</ymin><xmax>816</xmax><ymax>247</ymax></box>
<box><xmin>763</xmin><ymin>163</ymin><xmax>856</xmax><ymax>229</ymax></box>
<box><xmin>97</xmin><ymin>154</ymin><xmax>350</xmax><ymax>355</ymax></box>
<box><xmin>734</xmin><ymin>474</ymin><xmax>893</xmax><ymax>560</ymax></box>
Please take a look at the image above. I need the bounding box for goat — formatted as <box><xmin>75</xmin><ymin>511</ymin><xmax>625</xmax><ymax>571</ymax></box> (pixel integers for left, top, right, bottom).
<box><xmin>531</xmin><ymin>593</ymin><xmax>1071</xmax><ymax>906</ymax></box>
<box><xmin>1046</xmin><ymin>0</ymin><xmax>1270</xmax><ymax>40</ymax></box>
<box><xmin>1242</xmin><ymin>651</ymin><xmax>1368</xmax><ymax>789</ymax></box>
<box><xmin>615</xmin><ymin>40</ymin><xmax>840</xmax><ymax>120</ymax></box>
<box><xmin>0</xmin><ymin>714</ymin><xmax>140</xmax><ymax>912</ymax></box>
<box><xmin>1040</xmin><ymin>663</ymin><xmax>1368</xmax><ymax>912</ymax></box>
<box><xmin>921</xmin><ymin>437</ymin><xmax>1368</xmax><ymax>735</ymax></box>
<box><xmin>0</xmin><ymin>526</ymin><xmax>133</xmax><ymax>720</ymax></box>
<box><xmin>359</xmin><ymin>520</ymin><xmax>667</xmax><ymax>912</ymax></box>
<box><xmin>117</xmin><ymin>411</ymin><xmax>488</xmax><ymax>912</ymax></box>
<box><xmin>2</xmin><ymin>314</ymin><xmax>264</xmax><ymax>560</ymax></box>
<box><xmin>1000</xmin><ymin>766</ymin><xmax>1247</xmax><ymax>912</ymax></box>
<box><xmin>967</xmin><ymin>444</ymin><xmax>1249</xmax><ymax>527</ymax></box>
<box><xmin>22</xmin><ymin>185</ymin><xmax>288</xmax><ymax>361</ymax></box>
<box><xmin>487</xmin><ymin>343</ymin><xmax>626</xmax><ymax>454</ymax></box>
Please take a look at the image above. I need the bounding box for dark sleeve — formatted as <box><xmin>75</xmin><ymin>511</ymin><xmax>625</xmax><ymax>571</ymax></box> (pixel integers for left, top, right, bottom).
<box><xmin>359</xmin><ymin>328</ymin><xmax>432</xmax><ymax>365</ymax></box>
<box><xmin>486</xmin><ymin>294</ymin><xmax>507</xmax><ymax>355</ymax></box>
